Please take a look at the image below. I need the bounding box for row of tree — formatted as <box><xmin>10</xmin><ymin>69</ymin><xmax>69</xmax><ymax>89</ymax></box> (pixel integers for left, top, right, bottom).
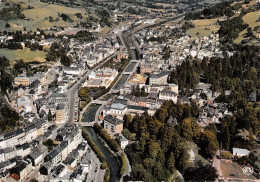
<box><xmin>81</xmin><ymin>128</ymin><xmax>110</xmax><ymax>182</ymax></box>
<box><xmin>93</xmin><ymin>123</ymin><xmax>121</xmax><ymax>152</ymax></box>
<box><xmin>0</xmin><ymin>57</ymin><xmax>13</xmax><ymax>93</ymax></box>
<box><xmin>120</xmin><ymin>153</ymin><xmax>127</xmax><ymax>177</ymax></box>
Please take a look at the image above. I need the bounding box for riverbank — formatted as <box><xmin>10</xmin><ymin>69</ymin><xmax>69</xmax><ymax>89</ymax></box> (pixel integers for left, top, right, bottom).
<box><xmin>82</xmin><ymin>127</ymin><xmax>110</xmax><ymax>181</ymax></box>
<box><xmin>84</xmin><ymin>127</ymin><xmax>120</xmax><ymax>182</ymax></box>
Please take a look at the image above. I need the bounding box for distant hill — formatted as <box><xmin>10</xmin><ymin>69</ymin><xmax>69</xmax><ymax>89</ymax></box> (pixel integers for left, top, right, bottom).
<box><xmin>184</xmin><ymin>0</ymin><xmax>260</xmax><ymax>45</ymax></box>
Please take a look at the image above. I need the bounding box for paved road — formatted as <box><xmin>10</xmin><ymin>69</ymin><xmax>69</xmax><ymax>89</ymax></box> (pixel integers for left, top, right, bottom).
<box><xmin>67</xmin><ymin>71</ymin><xmax>90</xmax><ymax>123</ymax></box>
<box><xmin>213</xmin><ymin>155</ymin><xmax>222</xmax><ymax>176</ymax></box>
<box><xmin>86</xmin><ymin>149</ymin><xmax>105</xmax><ymax>182</ymax></box>
<box><xmin>68</xmin><ymin>49</ymin><xmax>124</xmax><ymax>124</ymax></box>
<box><xmin>117</xmin><ymin>33</ymin><xmax>126</xmax><ymax>48</ymax></box>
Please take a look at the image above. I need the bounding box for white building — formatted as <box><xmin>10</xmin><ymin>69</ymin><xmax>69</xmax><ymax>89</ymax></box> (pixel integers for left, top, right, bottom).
<box><xmin>189</xmin><ymin>149</ymin><xmax>195</xmax><ymax>163</ymax></box>
<box><xmin>103</xmin><ymin>103</ymin><xmax>128</xmax><ymax>116</ymax></box>
<box><xmin>117</xmin><ymin>134</ymin><xmax>128</xmax><ymax>150</ymax></box>
<box><xmin>232</xmin><ymin>148</ymin><xmax>250</xmax><ymax>157</ymax></box>
<box><xmin>159</xmin><ymin>89</ymin><xmax>178</xmax><ymax>104</ymax></box>
<box><xmin>85</xmin><ymin>68</ymin><xmax>118</xmax><ymax>88</ymax></box>
<box><xmin>63</xmin><ymin>66</ymin><xmax>82</xmax><ymax>76</ymax></box>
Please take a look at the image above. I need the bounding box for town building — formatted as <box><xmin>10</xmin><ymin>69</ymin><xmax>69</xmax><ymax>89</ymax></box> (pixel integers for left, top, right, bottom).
<box><xmin>14</xmin><ymin>77</ymin><xmax>30</xmax><ymax>87</ymax></box>
<box><xmin>149</xmin><ymin>71</ymin><xmax>170</xmax><ymax>85</ymax></box>
<box><xmin>103</xmin><ymin>115</ymin><xmax>124</xmax><ymax>136</ymax></box>
<box><xmin>232</xmin><ymin>148</ymin><xmax>250</xmax><ymax>157</ymax></box>
<box><xmin>55</xmin><ymin>104</ymin><xmax>66</xmax><ymax>124</ymax></box>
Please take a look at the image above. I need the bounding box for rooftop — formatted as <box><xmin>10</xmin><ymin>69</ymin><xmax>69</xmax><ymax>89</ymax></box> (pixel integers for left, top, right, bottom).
<box><xmin>104</xmin><ymin>115</ymin><xmax>123</xmax><ymax>125</ymax></box>
<box><xmin>111</xmin><ymin>103</ymin><xmax>127</xmax><ymax>110</ymax></box>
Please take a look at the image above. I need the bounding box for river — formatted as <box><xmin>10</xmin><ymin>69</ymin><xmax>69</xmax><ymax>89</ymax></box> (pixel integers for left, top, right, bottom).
<box><xmin>85</xmin><ymin>127</ymin><xmax>120</xmax><ymax>182</ymax></box>
<box><xmin>83</xmin><ymin>104</ymin><xmax>101</xmax><ymax>122</ymax></box>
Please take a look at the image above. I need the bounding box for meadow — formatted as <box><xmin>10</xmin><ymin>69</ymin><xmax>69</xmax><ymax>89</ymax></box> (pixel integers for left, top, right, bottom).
<box><xmin>235</xmin><ymin>10</ymin><xmax>260</xmax><ymax>43</ymax></box>
<box><xmin>0</xmin><ymin>48</ymin><xmax>46</xmax><ymax>64</ymax></box>
<box><xmin>186</xmin><ymin>18</ymin><xmax>220</xmax><ymax>37</ymax></box>
<box><xmin>2</xmin><ymin>0</ymin><xmax>88</xmax><ymax>32</ymax></box>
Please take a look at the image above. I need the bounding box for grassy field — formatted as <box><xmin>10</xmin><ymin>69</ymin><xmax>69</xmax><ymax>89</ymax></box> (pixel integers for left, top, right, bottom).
<box><xmin>241</xmin><ymin>0</ymin><xmax>258</xmax><ymax>9</ymax></box>
<box><xmin>2</xmin><ymin>0</ymin><xmax>88</xmax><ymax>32</ymax></box>
<box><xmin>243</xmin><ymin>11</ymin><xmax>260</xmax><ymax>29</ymax></box>
<box><xmin>235</xmin><ymin>10</ymin><xmax>260</xmax><ymax>44</ymax></box>
<box><xmin>186</xmin><ymin>18</ymin><xmax>220</xmax><ymax>37</ymax></box>
<box><xmin>0</xmin><ymin>48</ymin><xmax>46</xmax><ymax>63</ymax></box>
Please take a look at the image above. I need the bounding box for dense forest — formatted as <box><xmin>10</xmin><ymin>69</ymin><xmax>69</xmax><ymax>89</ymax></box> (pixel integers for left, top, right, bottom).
<box><xmin>169</xmin><ymin>45</ymin><xmax>260</xmax><ymax>102</ymax></box>
<box><xmin>124</xmin><ymin>98</ymin><xmax>259</xmax><ymax>181</ymax></box>
<box><xmin>168</xmin><ymin>44</ymin><xmax>260</xmax><ymax>148</ymax></box>
<box><xmin>124</xmin><ymin>101</ymin><xmax>219</xmax><ymax>181</ymax></box>
<box><xmin>123</xmin><ymin>42</ymin><xmax>260</xmax><ymax>181</ymax></box>
<box><xmin>218</xmin><ymin>16</ymin><xmax>249</xmax><ymax>43</ymax></box>
<box><xmin>185</xmin><ymin>1</ymin><xmax>238</xmax><ymax>20</ymax></box>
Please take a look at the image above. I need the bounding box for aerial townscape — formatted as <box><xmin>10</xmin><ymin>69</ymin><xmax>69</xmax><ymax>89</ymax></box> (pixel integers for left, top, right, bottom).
<box><xmin>0</xmin><ymin>0</ymin><xmax>260</xmax><ymax>181</ymax></box>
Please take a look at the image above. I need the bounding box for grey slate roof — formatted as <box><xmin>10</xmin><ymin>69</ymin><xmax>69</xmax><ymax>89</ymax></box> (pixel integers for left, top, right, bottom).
<box><xmin>104</xmin><ymin>115</ymin><xmax>123</xmax><ymax>125</ymax></box>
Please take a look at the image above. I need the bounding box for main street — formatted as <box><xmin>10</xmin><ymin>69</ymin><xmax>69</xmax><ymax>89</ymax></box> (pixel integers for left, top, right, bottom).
<box><xmin>67</xmin><ymin>33</ymin><xmax>127</xmax><ymax>124</ymax></box>
<box><xmin>67</xmin><ymin>70</ymin><xmax>90</xmax><ymax>124</ymax></box>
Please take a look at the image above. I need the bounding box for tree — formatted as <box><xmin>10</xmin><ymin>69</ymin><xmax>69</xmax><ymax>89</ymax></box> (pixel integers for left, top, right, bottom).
<box><xmin>156</xmin><ymin>150</ymin><xmax>165</xmax><ymax>164</ymax></box>
<box><xmin>221</xmin><ymin>151</ymin><xmax>233</xmax><ymax>159</ymax></box>
<box><xmin>205</xmin><ymin>123</ymin><xmax>218</xmax><ymax>135</ymax></box>
<box><xmin>30</xmin><ymin>179</ymin><xmax>38</xmax><ymax>182</ymax></box>
<box><xmin>199</xmin><ymin>130</ymin><xmax>219</xmax><ymax>159</ymax></box>
<box><xmin>181</xmin><ymin>118</ymin><xmax>193</xmax><ymax>140</ymax></box>
<box><xmin>148</xmin><ymin>142</ymin><xmax>161</xmax><ymax>158</ymax></box>
<box><xmin>222</xmin><ymin>125</ymin><xmax>230</xmax><ymax>150</ymax></box>
<box><xmin>177</xmin><ymin>148</ymin><xmax>190</xmax><ymax>172</ymax></box>
<box><xmin>167</xmin><ymin>152</ymin><xmax>175</xmax><ymax>173</ymax></box>
<box><xmin>181</xmin><ymin>118</ymin><xmax>200</xmax><ymax>141</ymax></box>
<box><xmin>147</xmin><ymin>119</ymin><xmax>162</xmax><ymax>136</ymax></box>
<box><xmin>48</xmin><ymin>109</ymin><xmax>52</xmax><ymax>121</ymax></box>
<box><xmin>60</xmin><ymin>54</ymin><xmax>72</xmax><ymax>66</ymax></box>
<box><xmin>43</xmin><ymin>139</ymin><xmax>54</xmax><ymax>151</ymax></box>
<box><xmin>153</xmin><ymin>163</ymin><xmax>166</xmax><ymax>181</ymax></box>
<box><xmin>123</xmin><ymin>114</ymin><xmax>132</xmax><ymax>128</ymax></box>
<box><xmin>120</xmin><ymin>153</ymin><xmax>127</xmax><ymax>176</ymax></box>
<box><xmin>49</xmin><ymin>16</ymin><xmax>54</xmax><ymax>22</ymax></box>
<box><xmin>0</xmin><ymin>57</ymin><xmax>10</xmax><ymax>68</ymax></box>
<box><xmin>5</xmin><ymin>23</ymin><xmax>10</xmax><ymax>28</ymax></box>
<box><xmin>46</xmin><ymin>139</ymin><xmax>53</xmax><ymax>146</ymax></box>
<box><xmin>155</xmin><ymin>107</ymin><xmax>168</xmax><ymax>123</ymax></box>
<box><xmin>75</xmin><ymin>13</ymin><xmax>83</xmax><ymax>19</ymax></box>
<box><xmin>184</xmin><ymin>161</ymin><xmax>218</xmax><ymax>181</ymax></box>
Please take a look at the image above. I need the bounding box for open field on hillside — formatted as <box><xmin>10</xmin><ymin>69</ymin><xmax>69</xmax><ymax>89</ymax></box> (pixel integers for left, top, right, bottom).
<box><xmin>186</xmin><ymin>18</ymin><xmax>220</xmax><ymax>37</ymax></box>
<box><xmin>0</xmin><ymin>48</ymin><xmax>46</xmax><ymax>63</ymax></box>
<box><xmin>235</xmin><ymin>10</ymin><xmax>260</xmax><ymax>44</ymax></box>
<box><xmin>2</xmin><ymin>0</ymin><xmax>87</xmax><ymax>32</ymax></box>
<box><xmin>242</xmin><ymin>0</ymin><xmax>258</xmax><ymax>8</ymax></box>
<box><xmin>243</xmin><ymin>10</ymin><xmax>260</xmax><ymax>29</ymax></box>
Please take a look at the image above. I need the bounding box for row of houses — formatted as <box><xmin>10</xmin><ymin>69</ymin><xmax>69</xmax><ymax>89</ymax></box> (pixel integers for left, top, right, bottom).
<box><xmin>0</xmin><ymin>120</ymin><xmax>48</xmax><ymax>150</ymax></box>
<box><xmin>68</xmin><ymin>36</ymin><xmax>119</xmax><ymax>68</ymax></box>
